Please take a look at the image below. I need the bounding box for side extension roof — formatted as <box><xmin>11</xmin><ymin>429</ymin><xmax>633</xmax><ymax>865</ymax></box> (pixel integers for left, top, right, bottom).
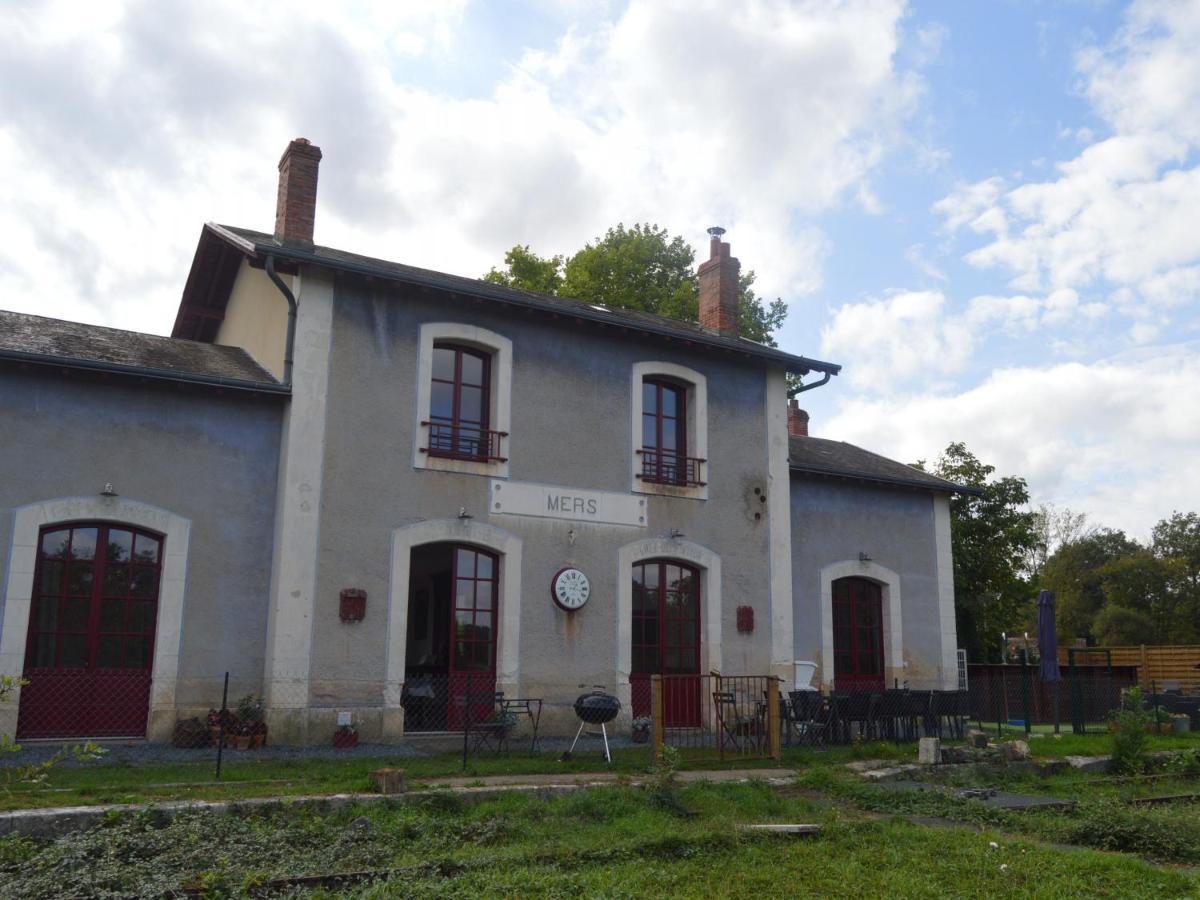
<box><xmin>789</xmin><ymin>434</ymin><xmax>981</xmax><ymax>495</ymax></box>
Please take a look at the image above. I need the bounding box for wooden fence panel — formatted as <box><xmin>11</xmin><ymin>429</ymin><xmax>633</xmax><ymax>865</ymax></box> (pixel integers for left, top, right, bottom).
<box><xmin>1056</xmin><ymin>645</ymin><xmax>1200</xmax><ymax>691</ymax></box>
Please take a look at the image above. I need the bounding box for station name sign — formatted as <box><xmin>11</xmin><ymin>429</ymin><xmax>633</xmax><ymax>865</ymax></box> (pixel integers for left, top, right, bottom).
<box><xmin>490</xmin><ymin>480</ymin><xmax>646</xmax><ymax>528</ymax></box>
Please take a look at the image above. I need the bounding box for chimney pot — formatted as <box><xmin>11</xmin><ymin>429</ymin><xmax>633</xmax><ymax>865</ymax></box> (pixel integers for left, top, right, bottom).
<box><xmin>275</xmin><ymin>138</ymin><xmax>323</xmax><ymax>245</ymax></box>
<box><xmin>788</xmin><ymin>399</ymin><xmax>809</xmax><ymax>437</ymax></box>
<box><xmin>698</xmin><ymin>226</ymin><xmax>739</xmax><ymax>336</ymax></box>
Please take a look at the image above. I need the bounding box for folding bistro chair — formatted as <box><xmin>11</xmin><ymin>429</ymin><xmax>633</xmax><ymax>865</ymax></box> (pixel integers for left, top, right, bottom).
<box><xmin>712</xmin><ymin>691</ymin><xmax>746</xmax><ymax>752</ymax></box>
<box><xmin>464</xmin><ymin>692</ymin><xmax>514</xmax><ymax>755</ymax></box>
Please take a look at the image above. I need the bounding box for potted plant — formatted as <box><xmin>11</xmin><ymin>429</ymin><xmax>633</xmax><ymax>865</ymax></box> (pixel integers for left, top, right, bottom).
<box><xmin>236</xmin><ymin>695</ymin><xmax>267</xmax><ymax>749</ymax></box>
<box><xmin>206</xmin><ymin>710</ymin><xmax>236</xmax><ymax>748</ymax></box>
<box><xmin>333</xmin><ymin>724</ymin><xmax>359</xmax><ymax>749</ymax></box>
<box><xmin>173</xmin><ymin>716</ymin><xmax>209</xmax><ymax>749</ymax></box>
<box><xmin>233</xmin><ymin>721</ymin><xmax>253</xmax><ymax>751</ymax></box>
<box><xmin>631</xmin><ymin>716</ymin><xmax>652</xmax><ymax>744</ymax></box>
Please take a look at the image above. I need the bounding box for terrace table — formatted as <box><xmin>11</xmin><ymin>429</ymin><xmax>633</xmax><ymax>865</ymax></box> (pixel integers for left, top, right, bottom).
<box><xmin>499</xmin><ymin>697</ymin><xmax>543</xmax><ymax>753</ymax></box>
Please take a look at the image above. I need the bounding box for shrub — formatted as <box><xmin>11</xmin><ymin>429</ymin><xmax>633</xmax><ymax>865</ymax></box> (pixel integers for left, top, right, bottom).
<box><xmin>1108</xmin><ymin>687</ymin><xmax>1150</xmax><ymax>774</ymax></box>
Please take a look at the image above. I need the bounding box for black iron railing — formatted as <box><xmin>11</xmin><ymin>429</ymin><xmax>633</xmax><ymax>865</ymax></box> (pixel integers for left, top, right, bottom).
<box><xmin>637</xmin><ymin>449</ymin><xmax>706</xmax><ymax>487</ymax></box>
<box><xmin>421</xmin><ymin>422</ymin><xmax>507</xmax><ymax>462</ymax></box>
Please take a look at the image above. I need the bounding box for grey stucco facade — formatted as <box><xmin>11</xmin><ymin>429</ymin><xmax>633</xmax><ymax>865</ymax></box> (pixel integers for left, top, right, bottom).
<box><xmin>0</xmin><ymin>139</ymin><xmax>964</xmax><ymax>745</ymax></box>
<box><xmin>0</xmin><ymin>369</ymin><xmax>283</xmax><ymax>740</ymax></box>
<box><xmin>790</xmin><ymin>476</ymin><xmax>958</xmax><ymax>693</ymax></box>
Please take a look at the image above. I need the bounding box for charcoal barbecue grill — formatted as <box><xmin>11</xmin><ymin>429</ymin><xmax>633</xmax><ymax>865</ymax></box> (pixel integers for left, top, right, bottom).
<box><xmin>563</xmin><ymin>687</ymin><xmax>621</xmax><ymax>762</ymax></box>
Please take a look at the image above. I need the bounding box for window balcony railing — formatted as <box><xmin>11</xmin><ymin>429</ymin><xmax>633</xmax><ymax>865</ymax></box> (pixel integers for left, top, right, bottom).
<box><xmin>421</xmin><ymin>422</ymin><xmax>508</xmax><ymax>463</ymax></box>
<box><xmin>637</xmin><ymin>449</ymin><xmax>706</xmax><ymax>487</ymax></box>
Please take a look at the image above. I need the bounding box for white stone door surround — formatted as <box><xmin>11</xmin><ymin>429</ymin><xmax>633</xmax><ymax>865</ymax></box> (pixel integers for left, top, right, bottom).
<box><xmin>0</xmin><ymin>495</ymin><xmax>191</xmax><ymax>742</ymax></box>
<box><xmin>384</xmin><ymin>518</ymin><xmax>523</xmax><ymax>738</ymax></box>
<box><xmin>817</xmin><ymin>559</ymin><xmax>903</xmax><ymax>691</ymax></box>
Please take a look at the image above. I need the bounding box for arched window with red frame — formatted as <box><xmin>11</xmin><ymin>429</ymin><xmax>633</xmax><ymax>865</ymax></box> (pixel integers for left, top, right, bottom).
<box><xmin>426</xmin><ymin>343</ymin><xmax>504</xmax><ymax>461</ymax></box>
<box><xmin>640</xmin><ymin>378</ymin><xmax>703</xmax><ymax>486</ymax></box>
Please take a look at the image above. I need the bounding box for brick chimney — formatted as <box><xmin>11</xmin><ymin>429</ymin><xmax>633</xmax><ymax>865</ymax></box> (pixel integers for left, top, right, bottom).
<box><xmin>274</xmin><ymin>138</ymin><xmax>322</xmax><ymax>244</ymax></box>
<box><xmin>788</xmin><ymin>399</ymin><xmax>809</xmax><ymax>437</ymax></box>
<box><xmin>698</xmin><ymin>226</ymin><xmax>740</xmax><ymax>335</ymax></box>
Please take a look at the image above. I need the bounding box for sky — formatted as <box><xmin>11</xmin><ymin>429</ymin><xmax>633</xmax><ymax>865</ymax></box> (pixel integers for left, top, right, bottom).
<box><xmin>1</xmin><ymin>0</ymin><xmax>1197</xmax><ymax>541</ymax></box>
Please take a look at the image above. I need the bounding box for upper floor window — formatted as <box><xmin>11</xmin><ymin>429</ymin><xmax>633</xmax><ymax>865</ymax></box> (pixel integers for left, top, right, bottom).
<box><xmin>630</xmin><ymin>362</ymin><xmax>709</xmax><ymax>498</ymax></box>
<box><xmin>640</xmin><ymin>379</ymin><xmax>703</xmax><ymax>487</ymax></box>
<box><xmin>426</xmin><ymin>343</ymin><xmax>504</xmax><ymax>462</ymax></box>
<box><xmin>414</xmin><ymin>324</ymin><xmax>513</xmax><ymax>477</ymax></box>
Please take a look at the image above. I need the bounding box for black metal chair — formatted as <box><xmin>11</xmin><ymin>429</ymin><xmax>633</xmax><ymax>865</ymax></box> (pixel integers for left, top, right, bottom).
<box><xmin>931</xmin><ymin>690</ymin><xmax>967</xmax><ymax>739</ymax></box>
<box><xmin>834</xmin><ymin>692</ymin><xmax>876</xmax><ymax>743</ymax></box>
<box><xmin>788</xmin><ymin>690</ymin><xmax>830</xmax><ymax>748</ymax></box>
<box><xmin>462</xmin><ymin>692</ymin><xmax>514</xmax><ymax>755</ymax></box>
<box><xmin>713</xmin><ymin>691</ymin><xmax>747</xmax><ymax>752</ymax></box>
<box><xmin>900</xmin><ymin>690</ymin><xmax>932</xmax><ymax>741</ymax></box>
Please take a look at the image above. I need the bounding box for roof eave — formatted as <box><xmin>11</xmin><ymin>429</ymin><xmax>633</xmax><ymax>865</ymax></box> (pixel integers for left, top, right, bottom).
<box><xmin>788</xmin><ymin>463</ymin><xmax>982</xmax><ymax>496</ymax></box>
<box><xmin>206</xmin><ymin>225</ymin><xmax>841</xmax><ymax>377</ymax></box>
<box><xmin>0</xmin><ymin>348</ymin><xmax>290</xmax><ymax>396</ymax></box>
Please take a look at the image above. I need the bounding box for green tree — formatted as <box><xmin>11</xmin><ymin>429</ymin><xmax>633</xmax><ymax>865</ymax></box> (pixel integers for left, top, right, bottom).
<box><xmin>482</xmin><ymin>244</ymin><xmax>563</xmax><ymax>295</ymax></box>
<box><xmin>1041</xmin><ymin>529</ymin><xmax>1141</xmax><ymax>643</ymax></box>
<box><xmin>1098</xmin><ymin>550</ymin><xmax>1175</xmax><ymax>642</ymax></box>
<box><xmin>1092</xmin><ymin>602</ymin><xmax>1158</xmax><ymax>646</ymax></box>
<box><xmin>1151</xmin><ymin>511</ymin><xmax>1200</xmax><ymax>643</ymax></box>
<box><xmin>918</xmin><ymin>442</ymin><xmax>1040</xmax><ymax>663</ymax></box>
<box><xmin>482</xmin><ymin>223</ymin><xmax>788</xmax><ymax>346</ymax></box>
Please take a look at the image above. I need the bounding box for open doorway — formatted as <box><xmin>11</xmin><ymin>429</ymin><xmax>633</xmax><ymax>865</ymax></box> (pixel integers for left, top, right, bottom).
<box><xmin>403</xmin><ymin>543</ymin><xmax>497</xmax><ymax>731</ymax></box>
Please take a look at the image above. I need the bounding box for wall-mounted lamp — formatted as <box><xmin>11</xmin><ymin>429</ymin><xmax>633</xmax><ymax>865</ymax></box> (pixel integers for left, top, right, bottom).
<box><xmin>567</xmin><ymin>528</ymin><xmax>576</xmax><ymax>546</ymax></box>
<box><xmin>457</xmin><ymin>507</ymin><xmax>473</xmax><ymax>520</ymax></box>
<box><xmin>668</xmin><ymin>528</ymin><xmax>685</xmax><ymax>540</ymax></box>
<box><xmin>100</xmin><ymin>483</ymin><xmax>118</xmax><ymax>497</ymax></box>
<box><xmin>858</xmin><ymin>551</ymin><xmax>871</xmax><ymax>562</ymax></box>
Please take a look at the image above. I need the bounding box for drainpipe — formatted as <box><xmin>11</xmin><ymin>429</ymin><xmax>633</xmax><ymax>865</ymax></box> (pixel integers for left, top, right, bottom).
<box><xmin>787</xmin><ymin>371</ymin><xmax>832</xmax><ymax>397</ymax></box>
<box><xmin>265</xmin><ymin>254</ymin><xmax>297</xmax><ymax>386</ymax></box>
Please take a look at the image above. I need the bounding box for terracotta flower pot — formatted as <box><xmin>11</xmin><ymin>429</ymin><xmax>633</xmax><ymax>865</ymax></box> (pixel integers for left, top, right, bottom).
<box><xmin>234</xmin><ymin>735</ymin><xmax>252</xmax><ymax>750</ymax></box>
<box><xmin>333</xmin><ymin>731</ymin><xmax>359</xmax><ymax>749</ymax></box>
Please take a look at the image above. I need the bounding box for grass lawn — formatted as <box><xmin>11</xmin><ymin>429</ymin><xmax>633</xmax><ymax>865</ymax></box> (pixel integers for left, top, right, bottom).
<box><xmin>1</xmin><ymin>731</ymin><xmax>1197</xmax><ymax>811</ymax></box>
<box><xmin>2</xmin><ymin>780</ymin><xmax>1195</xmax><ymax>898</ymax></box>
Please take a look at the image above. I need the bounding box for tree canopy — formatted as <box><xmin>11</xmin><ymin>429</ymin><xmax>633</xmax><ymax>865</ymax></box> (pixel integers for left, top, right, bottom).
<box><xmin>483</xmin><ymin>223</ymin><xmax>788</xmax><ymax>346</ymax></box>
<box><xmin>916</xmin><ymin>442</ymin><xmax>1040</xmax><ymax>662</ymax></box>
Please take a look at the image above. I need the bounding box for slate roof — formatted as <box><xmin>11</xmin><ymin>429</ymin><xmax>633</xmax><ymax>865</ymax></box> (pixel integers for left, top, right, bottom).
<box><xmin>0</xmin><ymin>309</ymin><xmax>285</xmax><ymax>393</ymax></box>
<box><xmin>199</xmin><ymin>224</ymin><xmax>841</xmax><ymax>377</ymax></box>
<box><xmin>788</xmin><ymin>434</ymin><xmax>979</xmax><ymax>495</ymax></box>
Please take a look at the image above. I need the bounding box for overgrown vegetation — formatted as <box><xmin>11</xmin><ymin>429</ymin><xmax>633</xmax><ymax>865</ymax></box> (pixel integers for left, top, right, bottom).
<box><xmin>2</xmin><ymin>781</ymin><xmax>1194</xmax><ymax>898</ymax></box>
<box><xmin>1108</xmin><ymin>687</ymin><xmax>1152</xmax><ymax>774</ymax></box>
<box><xmin>0</xmin><ymin>675</ymin><xmax>104</xmax><ymax>791</ymax></box>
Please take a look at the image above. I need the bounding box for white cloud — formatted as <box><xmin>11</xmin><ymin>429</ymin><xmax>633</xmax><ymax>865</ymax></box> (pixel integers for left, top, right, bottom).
<box><xmin>0</xmin><ymin>0</ymin><xmax>918</xmax><ymax>333</ymax></box>
<box><xmin>819</xmin><ymin>290</ymin><xmax>975</xmax><ymax>389</ymax></box>
<box><xmin>934</xmin><ymin>0</ymin><xmax>1200</xmax><ymax>325</ymax></box>
<box><xmin>822</xmin><ymin>342</ymin><xmax>1200</xmax><ymax>540</ymax></box>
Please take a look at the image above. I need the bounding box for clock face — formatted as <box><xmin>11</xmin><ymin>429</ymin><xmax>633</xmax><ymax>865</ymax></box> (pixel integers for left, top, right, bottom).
<box><xmin>552</xmin><ymin>567</ymin><xmax>590</xmax><ymax>611</ymax></box>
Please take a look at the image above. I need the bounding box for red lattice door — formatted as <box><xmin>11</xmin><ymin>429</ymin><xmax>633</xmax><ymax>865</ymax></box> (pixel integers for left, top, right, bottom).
<box><xmin>18</xmin><ymin>524</ymin><xmax>163</xmax><ymax>739</ymax></box>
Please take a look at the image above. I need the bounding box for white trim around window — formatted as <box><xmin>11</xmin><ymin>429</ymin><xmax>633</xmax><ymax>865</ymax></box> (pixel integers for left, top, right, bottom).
<box><xmin>413</xmin><ymin>323</ymin><xmax>512</xmax><ymax>478</ymax></box>
<box><xmin>630</xmin><ymin>361</ymin><xmax>708</xmax><ymax>500</ymax></box>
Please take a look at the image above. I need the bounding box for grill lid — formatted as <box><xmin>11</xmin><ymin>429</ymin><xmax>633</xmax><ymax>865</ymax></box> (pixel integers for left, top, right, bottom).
<box><xmin>574</xmin><ymin>690</ymin><xmax>621</xmax><ymax>724</ymax></box>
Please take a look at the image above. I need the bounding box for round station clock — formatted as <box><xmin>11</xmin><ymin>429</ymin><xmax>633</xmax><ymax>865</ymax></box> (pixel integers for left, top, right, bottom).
<box><xmin>551</xmin><ymin>566</ymin><xmax>591</xmax><ymax>611</ymax></box>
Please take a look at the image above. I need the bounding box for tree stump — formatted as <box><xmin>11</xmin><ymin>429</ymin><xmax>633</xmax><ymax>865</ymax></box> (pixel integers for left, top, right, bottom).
<box><xmin>371</xmin><ymin>768</ymin><xmax>407</xmax><ymax>794</ymax></box>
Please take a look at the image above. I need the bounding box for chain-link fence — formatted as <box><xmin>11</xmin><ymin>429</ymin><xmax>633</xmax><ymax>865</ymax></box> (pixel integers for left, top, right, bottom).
<box><xmin>966</xmin><ymin>661</ymin><xmax>1138</xmax><ymax>735</ymax></box>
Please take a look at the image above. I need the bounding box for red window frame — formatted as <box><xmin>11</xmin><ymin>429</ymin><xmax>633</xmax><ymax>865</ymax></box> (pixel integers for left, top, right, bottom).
<box><xmin>631</xmin><ymin>560</ymin><xmax>700</xmax><ymax>677</ymax></box>
<box><xmin>641</xmin><ymin>378</ymin><xmax>702</xmax><ymax>486</ymax></box>
<box><xmin>25</xmin><ymin>522</ymin><xmax>163</xmax><ymax>673</ymax></box>
<box><xmin>832</xmin><ymin>577</ymin><xmax>885</xmax><ymax>690</ymax></box>
<box><xmin>449</xmin><ymin>546</ymin><xmax>498</xmax><ymax>675</ymax></box>
<box><xmin>427</xmin><ymin>342</ymin><xmax>499</xmax><ymax>462</ymax></box>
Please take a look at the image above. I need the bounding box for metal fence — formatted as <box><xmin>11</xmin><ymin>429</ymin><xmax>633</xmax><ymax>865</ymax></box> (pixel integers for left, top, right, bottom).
<box><xmin>647</xmin><ymin>674</ymin><xmax>782</xmax><ymax>762</ymax></box>
<box><xmin>966</xmin><ymin>662</ymin><xmax>1138</xmax><ymax>735</ymax></box>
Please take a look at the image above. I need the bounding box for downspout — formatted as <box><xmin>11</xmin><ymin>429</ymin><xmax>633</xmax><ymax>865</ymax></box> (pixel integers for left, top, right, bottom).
<box><xmin>787</xmin><ymin>370</ymin><xmax>832</xmax><ymax>397</ymax></box>
<box><xmin>265</xmin><ymin>254</ymin><xmax>297</xmax><ymax>386</ymax></box>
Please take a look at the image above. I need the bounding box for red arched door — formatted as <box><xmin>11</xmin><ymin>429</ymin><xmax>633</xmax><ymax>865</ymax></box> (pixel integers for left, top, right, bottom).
<box><xmin>832</xmin><ymin>577</ymin><xmax>885</xmax><ymax>691</ymax></box>
<box><xmin>631</xmin><ymin>559</ymin><xmax>701</xmax><ymax>726</ymax></box>
<box><xmin>19</xmin><ymin>523</ymin><xmax>163</xmax><ymax>738</ymax></box>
